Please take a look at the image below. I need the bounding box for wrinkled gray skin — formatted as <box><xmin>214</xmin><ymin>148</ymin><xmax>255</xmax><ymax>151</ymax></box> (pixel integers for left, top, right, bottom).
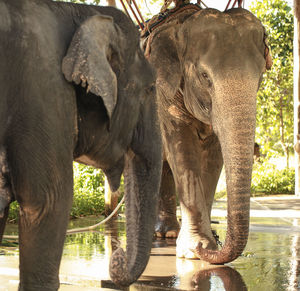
<box><xmin>147</xmin><ymin>8</ymin><xmax>271</xmax><ymax>263</ymax></box>
<box><xmin>0</xmin><ymin>0</ymin><xmax>162</xmax><ymax>289</ymax></box>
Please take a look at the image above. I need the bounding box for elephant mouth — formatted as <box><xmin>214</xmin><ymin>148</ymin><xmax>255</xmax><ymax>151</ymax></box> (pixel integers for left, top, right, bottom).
<box><xmin>180</xmin><ymin>81</ymin><xmax>211</xmax><ymax>124</ymax></box>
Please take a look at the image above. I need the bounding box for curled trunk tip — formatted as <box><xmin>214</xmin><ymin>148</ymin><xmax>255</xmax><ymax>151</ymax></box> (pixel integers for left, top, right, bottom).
<box><xmin>109</xmin><ymin>247</ymin><xmax>132</xmax><ymax>287</ymax></box>
<box><xmin>193</xmin><ymin>244</ymin><xmax>238</xmax><ymax>264</ymax></box>
<box><xmin>193</xmin><ymin>228</ymin><xmax>249</xmax><ymax>264</ymax></box>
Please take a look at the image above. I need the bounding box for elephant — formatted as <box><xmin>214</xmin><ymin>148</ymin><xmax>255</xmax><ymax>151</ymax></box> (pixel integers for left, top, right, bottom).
<box><xmin>0</xmin><ymin>0</ymin><xmax>162</xmax><ymax>289</ymax></box>
<box><xmin>142</xmin><ymin>5</ymin><xmax>272</xmax><ymax>263</ymax></box>
<box><xmin>191</xmin><ymin>267</ymin><xmax>247</xmax><ymax>290</ymax></box>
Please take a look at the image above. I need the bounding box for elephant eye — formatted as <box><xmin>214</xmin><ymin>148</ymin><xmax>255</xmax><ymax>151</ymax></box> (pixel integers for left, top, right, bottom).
<box><xmin>145</xmin><ymin>84</ymin><xmax>155</xmax><ymax>95</ymax></box>
<box><xmin>201</xmin><ymin>72</ymin><xmax>212</xmax><ymax>87</ymax></box>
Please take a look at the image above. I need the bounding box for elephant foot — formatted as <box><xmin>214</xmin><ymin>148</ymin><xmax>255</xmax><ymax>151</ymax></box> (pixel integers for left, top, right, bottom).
<box><xmin>176</xmin><ymin>230</ymin><xmax>217</xmax><ymax>259</ymax></box>
<box><xmin>154</xmin><ymin>213</ymin><xmax>180</xmax><ymax>238</ymax></box>
<box><xmin>156</xmin><ymin>229</ymin><xmax>179</xmax><ymax>238</ymax></box>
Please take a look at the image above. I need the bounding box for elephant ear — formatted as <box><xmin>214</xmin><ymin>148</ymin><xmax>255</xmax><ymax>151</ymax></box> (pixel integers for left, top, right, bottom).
<box><xmin>263</xmin><ymin>30</ymin><xmax>272</xmax><ymax>71</ymax></box>
<box><xmin>147</xmin><ymin>26</ymin><xmax>182</xmax><ymax>98</ymax></box>
<box><xmin>62</xmin><ymin>15</ymin><xmax>124</xmax><ymax>120</ymax></box>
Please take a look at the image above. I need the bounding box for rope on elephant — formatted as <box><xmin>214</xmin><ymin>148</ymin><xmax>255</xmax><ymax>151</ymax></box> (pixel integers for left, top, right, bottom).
<box><xmin>2</xmin><ymin>195</ymin><xmax>125</xmax><ymax>241</ymax></box>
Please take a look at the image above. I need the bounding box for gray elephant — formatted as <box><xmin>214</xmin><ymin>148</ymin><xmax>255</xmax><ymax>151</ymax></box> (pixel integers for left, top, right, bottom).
<box><xmin>0</xmin><ymin>0</ymin><xmax>162</xmax><ymax>289</ymax></box>
<box><xmin>142</xmin><ymin>6</ymin><xmax>271</xmax><ymax>262</ymax></box>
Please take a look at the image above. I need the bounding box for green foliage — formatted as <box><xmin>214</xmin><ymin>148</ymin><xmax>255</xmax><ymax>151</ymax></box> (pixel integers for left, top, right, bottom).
<box><xmin>250</xmin><ymin>0</ymin><xmax>294</xmax><ymax>165</ymax></box>
<box><xmin>251</xmin><ymin>160</ymin><xmax>295</xmax><ymax>195</ymax></box>
<box><xmin>7</xmin><ymin>201</ymin><xmax>19</xmax><ymax>222</ymax></box>
<box><xmin>72</xmin><ymin>162</ymin><xmax>105</xmax><ymax>218</ymax></box>
<box><xmin>251</xmin><ymin>0</ymin><xmax>293</xmax><ymax>60</ymax></box>
<box><xmin>215</xmin><ymin>190</ymin><xmax>227</xmax><ymax>199</ymax></box>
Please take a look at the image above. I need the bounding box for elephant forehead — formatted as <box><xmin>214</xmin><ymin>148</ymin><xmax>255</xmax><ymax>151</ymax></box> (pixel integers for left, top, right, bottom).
<box><xmin>183</xmin><ymin>23</ymin><xmax>265</xmax><ymax>71</ymax></box>
<box><xmin>185</xmin><ymin>8</ymin><xmax>262</xmax><ymax>30</ymax></box>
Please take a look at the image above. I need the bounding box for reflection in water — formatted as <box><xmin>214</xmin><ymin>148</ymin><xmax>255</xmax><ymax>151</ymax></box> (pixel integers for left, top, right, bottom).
<box><xmin>191</xmin><ymin>266</ymin><xmax>247</xmax><ymax>291</ymax></box>
<box><xmin>104</xmin><ymin>218</ymin><xmax>121</xmax><ymax>254</ymax></box>
<box><xmin>131</xmin><ymin>261</ymin><xmax>247</xmax><ymax>291</ymax></box>
<box><xmin>64</xmin><ymin>217</ymin><xmax>125</xmax><ymax>259</ymax></box>
<box><xmin>1</xmin><ymin>216</ymin><xmax>300</xmax><ymax>290</ymax></box>
<box><xmin>127</xmin><ymin>236</ymin><xmax>248</xmax><ymax>290</ymax></box>
<box><xmin>288</xmin><ymin>219</ymin><xmax>300</xmax><ymax>291</ymax></box>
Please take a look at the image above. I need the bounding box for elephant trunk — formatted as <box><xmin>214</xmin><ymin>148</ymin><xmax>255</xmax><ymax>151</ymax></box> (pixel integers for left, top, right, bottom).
<box><xmin>195</xmin><ymin>77</ymin><xmax>257</xmax><ymax>263</ymax></box>
<box><xmin>109</xmin><ymin>97</ymin><xmax>162</xmax><ymax>286</ymax></box>
<box><xmin>109</xmin><ymin>154</ymin><xmax>160</xmax><ymax>286</ymax></box>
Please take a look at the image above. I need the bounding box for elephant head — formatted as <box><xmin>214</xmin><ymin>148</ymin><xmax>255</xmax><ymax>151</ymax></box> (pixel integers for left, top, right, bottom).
<box><xmin>147</xmin><ymin>7</ymin><xmax>271</xmax><ymax>264</ymax></box>
<box><xmin>62</xmin><ymin>13</ymin><xmax>162</xmax><ymax>285</ymax></box>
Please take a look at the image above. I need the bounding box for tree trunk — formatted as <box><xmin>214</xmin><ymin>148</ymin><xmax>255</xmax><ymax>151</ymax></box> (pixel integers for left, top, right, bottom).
<box><xmin>279</xmin><ymin>95</ymin><xmax>289</xmax><ymax>168</ymax></box>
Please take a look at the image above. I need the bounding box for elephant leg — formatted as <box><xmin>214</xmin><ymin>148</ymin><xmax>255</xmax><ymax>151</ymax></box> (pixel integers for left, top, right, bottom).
<box><xmin>198</xmin><ymin>133</ymin><xmax>223</xmax><ymax>251</ymax></box>
<box><xmin>199</xmin><ymin>133</ymin><xmax>223</xmax><ymax>219</ymax></box>
<box><xmin>7</xmin><ymin>136</ymin><xmax>74</xmax><ymax>291</ymax></box>
<box><xmin>17</xmin><ymin>168</ymin><xmax>73</xmax><ymax>290</ymax></box>
<box><xmin>163</xmin><ymin>120</ymin><xmax>222</xmax><ymax>259</ymax></box>
<box><xmin>0</xmin><ymin>206</ymin><xmax>9</xmax><ymax>243</ymax></box>
<box><xmin>155</xmin><ymin>161</ymin><xmax>180</xmax><ymax>238</ymax></box>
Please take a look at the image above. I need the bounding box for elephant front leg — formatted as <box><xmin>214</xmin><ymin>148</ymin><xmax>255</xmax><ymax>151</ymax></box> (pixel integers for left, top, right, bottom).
<box><xmin>176</xmin><ymin>173</ymin><xmax>217</xmax><ymax>259</ymax></box>
<box><xmin>164</xmin><ymin>122</ymin><xmax>222</xmax><ymax>259</ymax></box>
<box><xmin>155</xmin><ymin>161</ymin><xmax>180</xmax><ymax>238</ymax></box>
<box><xmin>17</xmin><ymin>178</ymin><xmax>73</xmax><ymax>291</ymax></box>
<box><xmin>10</xmin><ymin>143</ymin><xmax>74</xmax><ymax>291</ymax></box>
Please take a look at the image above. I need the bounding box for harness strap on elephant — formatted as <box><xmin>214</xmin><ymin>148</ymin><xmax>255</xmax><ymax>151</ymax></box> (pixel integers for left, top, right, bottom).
<box><xmin>141</xmin><ymin>3</ymin><xmax>202</xmax><ymax>58</ymax></box>
<box><xmin>141</xmin><ymin>3</ymin><xmax>201</xmax><ymax>38</ymax></box>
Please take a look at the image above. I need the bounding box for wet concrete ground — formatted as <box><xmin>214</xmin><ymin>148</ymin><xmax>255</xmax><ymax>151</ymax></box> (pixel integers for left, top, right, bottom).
<box><xmin>1</xmin><ymin>195</ymin><xmax>300</xmax><ymax>290</ymax></box>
